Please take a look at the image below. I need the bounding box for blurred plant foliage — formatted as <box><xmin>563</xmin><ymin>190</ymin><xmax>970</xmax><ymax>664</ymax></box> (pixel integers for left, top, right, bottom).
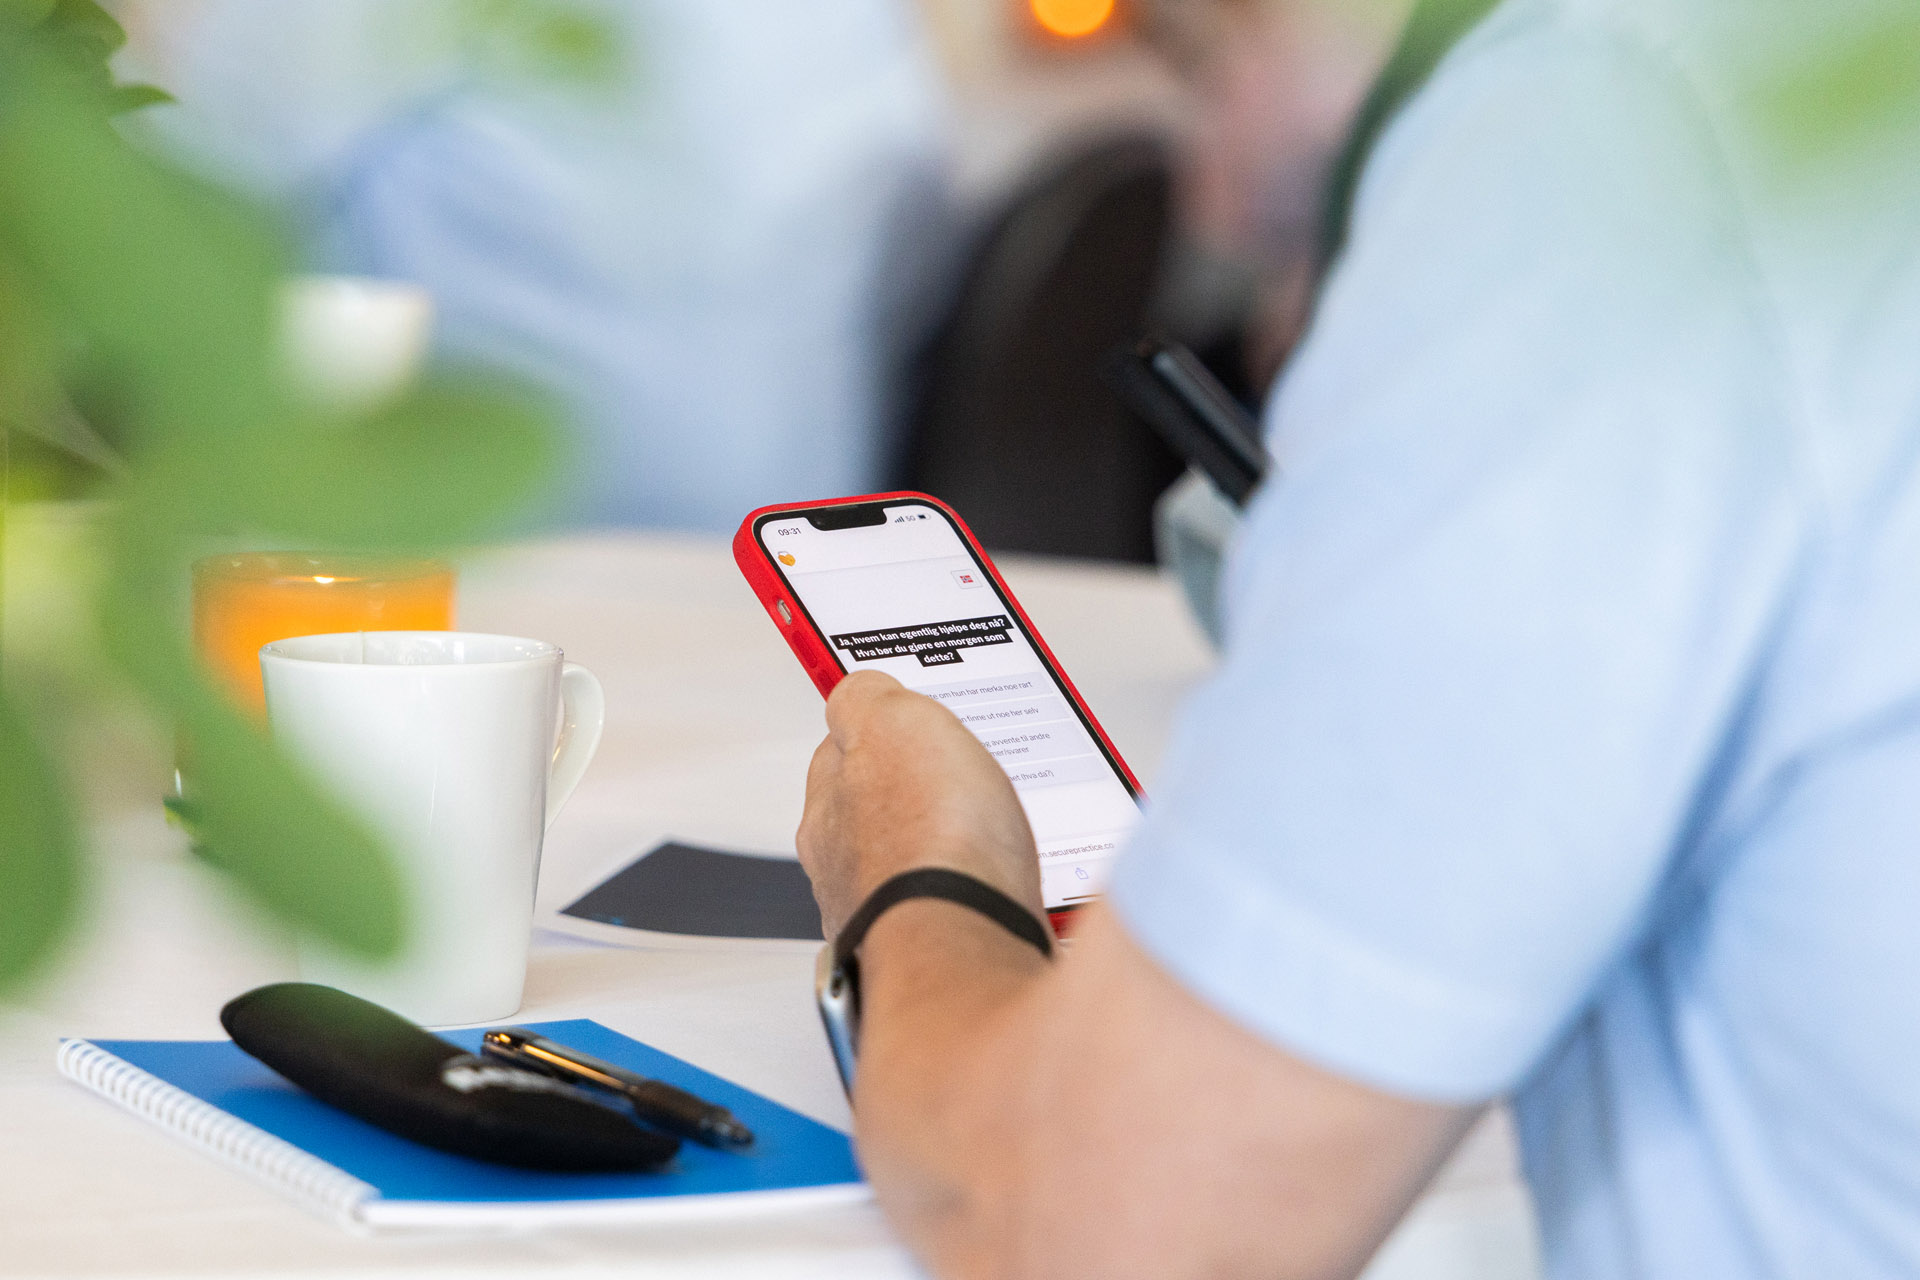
<box><xmin>448</xmin><ymin>0</ymin><xmax>627</xmax><ymax>87</ymax></box>
<box><xmin>1750</xmin><ymin>0</ymin><xmax>1920</xmax><ymax>164</ymax></box>
<box><xmin>0</xmin><ymin>1</ymin><xmax>568</xmax><ymax>991</ymax></box>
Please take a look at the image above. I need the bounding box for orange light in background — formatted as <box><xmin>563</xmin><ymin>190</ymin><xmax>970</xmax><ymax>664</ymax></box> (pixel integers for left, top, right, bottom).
<box><xmin>191</xmin><ymin>553</ymin><xmax>455</xmax><ymax>715</ymax></box>
<box><xmin>1030</xmin><ymin>0</ymin><xmax>1115</xmax><ymax>39</ymax></box>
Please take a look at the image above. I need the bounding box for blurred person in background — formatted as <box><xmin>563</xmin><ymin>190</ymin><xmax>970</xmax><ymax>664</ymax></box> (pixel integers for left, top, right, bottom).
<box><xmin>123</xmin><ymin>0</ymin><xmax>952</xmax><ymax>530</ymax></box>
<box><xmin>121</xmin><ymin>0</ymin><xmax>1386</xmax><ymax>556</ymax></box>
<box><xmin>793</xmin><ymin>0</ymin><xmax>1920</xmax><ymax>1277</ymax></box>
<box><xmin>1139</xmin><ymin>0</ymin><xmax>1394</xmax><ymax>392</ymax></box>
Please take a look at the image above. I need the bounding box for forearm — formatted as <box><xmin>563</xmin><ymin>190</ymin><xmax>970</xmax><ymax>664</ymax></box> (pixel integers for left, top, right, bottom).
<box><xmin>841</xmin><ymin>903</ymin><xmax>1477</xmax><ymax>1280</ymax></box>
<box><xmin>850</xmin><ymin>898</ymin><xmax>1054</xmax><ymax>1276</ymax></box>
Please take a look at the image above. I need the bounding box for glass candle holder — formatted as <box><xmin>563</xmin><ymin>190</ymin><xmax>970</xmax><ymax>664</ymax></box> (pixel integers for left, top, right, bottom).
<box><xmin>191</xmin><ymin>553</ymin><xmax>455</xmax><ymax>716</ymax></box>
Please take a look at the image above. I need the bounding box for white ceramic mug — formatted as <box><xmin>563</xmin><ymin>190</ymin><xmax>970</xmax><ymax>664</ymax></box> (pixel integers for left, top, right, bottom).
<box><xmin>260</xmin><ymin>632</ymin><xmax>604</xmax><ymax>1025</ymax></box>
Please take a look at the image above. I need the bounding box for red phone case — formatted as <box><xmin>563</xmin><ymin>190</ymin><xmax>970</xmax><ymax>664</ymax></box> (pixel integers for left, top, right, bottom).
<box><xmin>734</xmin><ymin>492</ymin><xmax>1143</xmax><ymax>931</ymax></box>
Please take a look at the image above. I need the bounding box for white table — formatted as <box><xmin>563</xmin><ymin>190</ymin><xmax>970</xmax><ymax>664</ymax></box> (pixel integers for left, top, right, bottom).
<box><xmin>0</xmin><ymin>533</ymin><xmax>1537</xmax><ymax>1279</ymax></box>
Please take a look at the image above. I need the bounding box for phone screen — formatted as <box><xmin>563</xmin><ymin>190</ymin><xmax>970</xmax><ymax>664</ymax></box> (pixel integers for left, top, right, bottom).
<box><xmin>757</xmin><ymin>500</ymin><xmax>1140</xmax><ymax>911</ymax></box>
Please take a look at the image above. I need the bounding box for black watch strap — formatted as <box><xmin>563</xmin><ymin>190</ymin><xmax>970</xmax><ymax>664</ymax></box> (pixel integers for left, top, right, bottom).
<box><xmin>833</xmin><ymin>868</ymin><xmax>1054</xmax><ymax>968</ymax></box>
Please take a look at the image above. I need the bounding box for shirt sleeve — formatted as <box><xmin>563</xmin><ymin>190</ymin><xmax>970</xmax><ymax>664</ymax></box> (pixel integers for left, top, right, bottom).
<box><xmin>1106</xmin><ymin>11</ymin><xmax>1812</xmax><ymax>1101</ymax></box>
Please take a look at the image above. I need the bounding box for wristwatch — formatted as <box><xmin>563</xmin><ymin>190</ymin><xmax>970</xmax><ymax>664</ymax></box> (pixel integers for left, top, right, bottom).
<box><xmin>815</xmin><ymin>867</ymin><xmax>1055</xmax><ymax>1094</ymax></box>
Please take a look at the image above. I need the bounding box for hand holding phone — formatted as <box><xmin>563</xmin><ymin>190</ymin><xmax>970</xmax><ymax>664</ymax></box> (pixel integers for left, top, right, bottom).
<box><xmin>796</xmin><ymin>668</ymin><xmax>1047</xmax><ymax>932</ymax></box>
<box><xmin>734</xmin><ymin>493</ymin><xmax>1142</xmax><ymax>922</ymax></box>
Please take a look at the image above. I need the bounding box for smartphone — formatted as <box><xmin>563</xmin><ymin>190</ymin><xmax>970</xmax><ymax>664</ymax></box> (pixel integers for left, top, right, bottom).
<box><xmin>734</xmin><ymin>493</ymin><xmax>1142</xmax><ymax>927</ymax></box>
<box><xmin>1103</xmin><ymin>335</ymin><xmax>1271</xmax><ymax>507</ymax></box>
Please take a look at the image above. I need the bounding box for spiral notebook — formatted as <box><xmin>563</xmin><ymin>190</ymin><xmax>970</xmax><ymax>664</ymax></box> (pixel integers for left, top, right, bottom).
<box><xmin>57</xmin><ymin>1018</ymin><xmax>866</xmax><ymax>1231</ymax></box>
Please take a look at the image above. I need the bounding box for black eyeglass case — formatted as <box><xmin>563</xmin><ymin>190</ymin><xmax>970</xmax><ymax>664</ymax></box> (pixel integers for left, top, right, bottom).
<box><xmin>220</xmin><ymin>983</ymin><xmax>679</xmax><ymax>1172</ymax></box>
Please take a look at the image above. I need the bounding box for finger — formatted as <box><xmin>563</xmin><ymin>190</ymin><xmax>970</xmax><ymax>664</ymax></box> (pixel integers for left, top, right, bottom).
<box><xmin>823</xmin><ymin>668</ymin><xmax>907</xmax><ymax>738</ymax></box>
<box><xmin>796</xmin><ymin>735</ymin><xmax>841</xmax><ymax>861</ymax></box>
<box><xmin>800</xmin><ymin>734</ymin><xmax>840</xmax><ymax>818</ymax></box>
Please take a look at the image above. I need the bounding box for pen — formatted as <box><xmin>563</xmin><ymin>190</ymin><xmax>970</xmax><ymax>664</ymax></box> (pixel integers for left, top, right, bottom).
<box><xmin>480</xmin><ymin>1028</ymin><xmax>755</xmax><ymax>1150</ymax></box>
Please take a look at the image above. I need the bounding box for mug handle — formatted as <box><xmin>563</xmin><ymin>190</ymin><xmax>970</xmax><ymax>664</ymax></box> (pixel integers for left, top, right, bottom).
<box><xmin>546</xmin><ymin>662</ymin><xmax>605</xmax><ymax>828</ymax></box>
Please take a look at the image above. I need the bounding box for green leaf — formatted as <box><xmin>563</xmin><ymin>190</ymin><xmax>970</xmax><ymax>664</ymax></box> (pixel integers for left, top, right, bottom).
<box><xmin>0</xmin><ymin>283</ymin><xmax>124</xmax><ymax>472</ymax></box>
<box><xmin>177</xmin><ymin>701</ymin><xmax>409</xmax><ymax>960</ymax></box>
<box><xmin>95</xmin><ymin>545</ymin><xmax>407</xmax><ymax>959</ymax></box>
<box><xmin>0</xmin><ymin>273</ymin><xmax>62</xmax><ymax>436</ymax></box>
<box><xmin>42</xmin><ymin>0</ymin><xmax>124</xmax><ymax>58</ymax></box>
<box><xmin>105</xmin><ymin>83</ymin><xmax>173</xmax><ymax>114</ymax></box>
<box><xmin>165</xmin><ymin>374</ymin><xmax>565</xmax><ymax>550</ymax></box>
<box><xmin>1743</xmin><ymin>1</ymin><xmax>1920</xmax><ymax>166</ymax></box>
<box><xmin>0</xmin><ymin>0</ymin><xmax>59</xmax><ymax>32</ymax></box>
<box><xmin>520</xmin><ymin>6</ymin><xmax>620</xmax><ymax>82</ymax></box>
<box><xmin>0</xmin><ymin>691</ymin><xmax>84</xmax><ymax>988</ymax></box>
<box><xmin>451</xmin><ymin>0</ymin><xmax>625</xmax><ymax>87</ymax></box>
<box><xmin>1</xmin><ymin>0</ymin><xmax>165</xmax><ymax>121</ymax></box>
<box><xmin>0</xmin><ymin>17</ymin><xmax>564</xmax><ymax>980</ymax></box>
<box><xmin>0</xmin><ymin>49</ymin><xmax>286</xmax><ymax>455</ymax></box>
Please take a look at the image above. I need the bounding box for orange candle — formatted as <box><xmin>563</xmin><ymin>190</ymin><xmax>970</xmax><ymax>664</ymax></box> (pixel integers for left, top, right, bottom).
<box><xmin>192</xmin><ymin>553</ymin><xmax>455</xmax><ymax>715</ymax></box>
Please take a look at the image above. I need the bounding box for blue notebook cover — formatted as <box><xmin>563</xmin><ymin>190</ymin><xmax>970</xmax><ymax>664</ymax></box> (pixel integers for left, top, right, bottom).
<box><xmin>67</xmin><ymin>1019</ymin><xmax>865</xmax><ymax>1229</ymax></box>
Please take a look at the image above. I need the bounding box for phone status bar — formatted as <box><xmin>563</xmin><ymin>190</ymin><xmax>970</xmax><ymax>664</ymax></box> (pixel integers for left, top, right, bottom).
<box><xmin>761</xmin><ymin>506</ymin><xmax>962</xmax><ymax>573</ymax></box>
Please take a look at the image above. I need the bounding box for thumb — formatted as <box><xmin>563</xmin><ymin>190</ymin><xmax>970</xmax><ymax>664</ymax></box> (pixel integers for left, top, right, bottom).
<box><xmin>824</xmin><ymin>668</ymin><xmax>908</xmax><ymax>738</ymax></box>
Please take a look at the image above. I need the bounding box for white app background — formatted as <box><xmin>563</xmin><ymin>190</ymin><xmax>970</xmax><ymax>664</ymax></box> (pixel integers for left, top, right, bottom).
<box><xmin>763</xmin><ymin>504</ymin><xmax>1138</xmax><ymax>908</ymax></box>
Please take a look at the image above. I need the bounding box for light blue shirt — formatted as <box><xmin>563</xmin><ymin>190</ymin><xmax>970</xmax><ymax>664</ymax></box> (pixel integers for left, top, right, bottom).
<box><xmin>1110</xmin><ymin>1</ymin><xmax>1920</xmax><ymax>1275</ymax></box>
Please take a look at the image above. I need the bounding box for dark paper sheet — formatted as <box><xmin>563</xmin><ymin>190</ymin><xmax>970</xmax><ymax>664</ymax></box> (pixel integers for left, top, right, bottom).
<box><xmin>561</xmin><ymin>841</ymin><xmax>824</xmax><ymax>941</ymax></box>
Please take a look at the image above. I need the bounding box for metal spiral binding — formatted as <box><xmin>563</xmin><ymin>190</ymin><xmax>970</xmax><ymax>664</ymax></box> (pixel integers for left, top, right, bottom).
<box><xmin>56</xmin><ymin>1038</ymin><xmax>376</xmax><ymax>1227</ymax></box>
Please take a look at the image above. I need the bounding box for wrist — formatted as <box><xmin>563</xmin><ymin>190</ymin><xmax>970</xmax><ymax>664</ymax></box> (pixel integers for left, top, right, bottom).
<box><xmin>815</xmin><ymin>868</ymin><xmax>1053</xmax><ymax>1097</ymax></box>
<box><xmin>836</xmin><ymin>868</ymin><xmax>1054</xmax><ymax>968</ymax></box>
<box><xmin>870</xmin><ymin>832</ymin><xmax>1042</xmax><ymax>905</ymax></box>
<box><xmin>861</xmin><ymin>896</ymin><xmax>1052</xmax><ymax>1004</ymax></box>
